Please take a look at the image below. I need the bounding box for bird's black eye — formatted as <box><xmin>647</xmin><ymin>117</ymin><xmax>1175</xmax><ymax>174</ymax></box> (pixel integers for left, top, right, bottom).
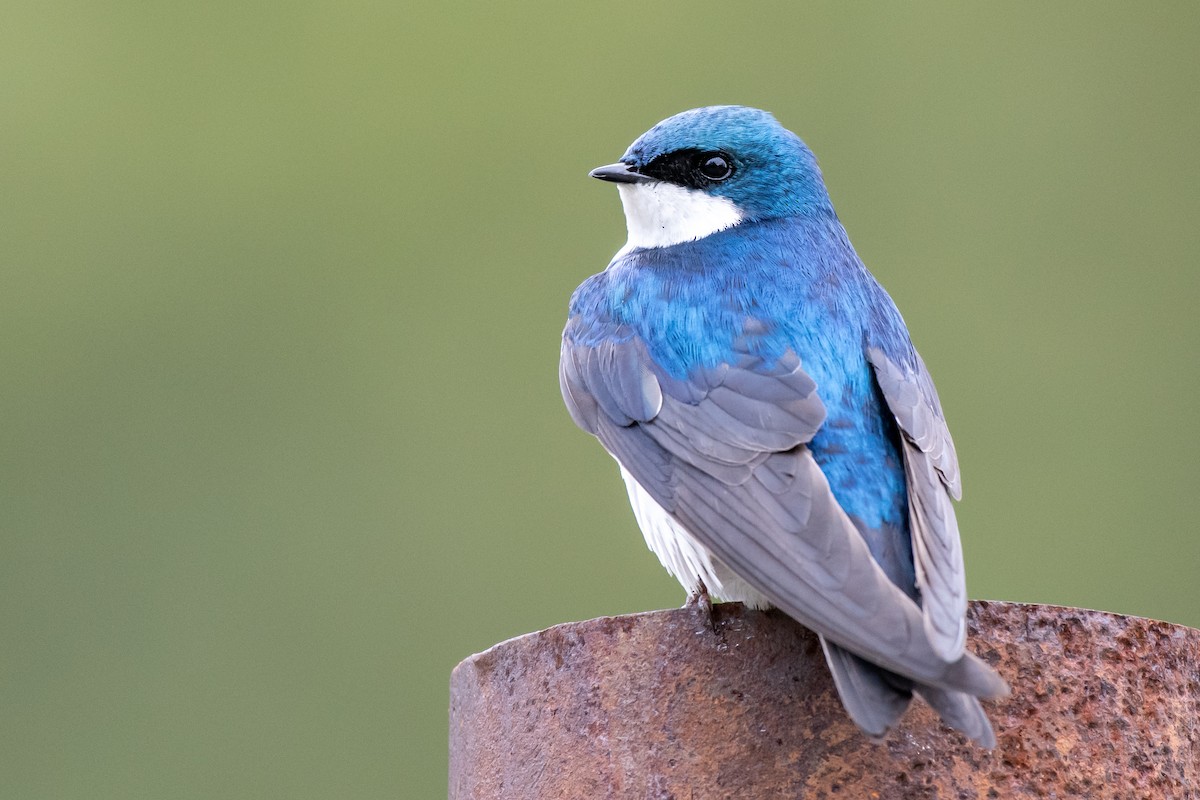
<box><xmin>695</xmin><ymin>152</ymin><xmax>733</xmax><ymax>182</ymax></box>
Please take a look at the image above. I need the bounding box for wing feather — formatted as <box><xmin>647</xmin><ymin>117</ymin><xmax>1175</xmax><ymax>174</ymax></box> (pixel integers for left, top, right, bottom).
<box><xmin>562</xmin><ymin>331</ymin><xmax>1004</xmax><ymax>696</ymax></box>
<box><xmin>867</xmin><ymin>348</ymin><xmax>968</xmax><ymax>660</ymax></box>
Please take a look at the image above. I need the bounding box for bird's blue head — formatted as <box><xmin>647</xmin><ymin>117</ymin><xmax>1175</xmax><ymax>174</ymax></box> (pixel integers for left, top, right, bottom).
<box><xmin>591</xmin><ymin>106</ymin><xmax>834</xmax><ymax>250</ymax></box>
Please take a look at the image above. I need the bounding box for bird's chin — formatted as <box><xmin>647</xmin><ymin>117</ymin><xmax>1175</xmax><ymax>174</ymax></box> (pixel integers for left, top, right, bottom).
<box><xmin>616</xmin><ymin>182</ymin><xmax>744</xmax><ymax>250</ymax></box>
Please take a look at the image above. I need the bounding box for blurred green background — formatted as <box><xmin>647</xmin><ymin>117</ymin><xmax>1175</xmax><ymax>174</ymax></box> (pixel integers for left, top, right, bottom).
<box><xmin>2</xmin><ymin>2</ymin><xmax>1198</xmax><ymax>797</ymax></box>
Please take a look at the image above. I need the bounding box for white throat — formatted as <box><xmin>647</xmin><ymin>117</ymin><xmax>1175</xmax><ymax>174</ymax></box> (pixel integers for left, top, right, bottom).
<box><xmin>615</xmin><ymin>182</ymin><xmax>744</xmax><ymax>251</ymax></box>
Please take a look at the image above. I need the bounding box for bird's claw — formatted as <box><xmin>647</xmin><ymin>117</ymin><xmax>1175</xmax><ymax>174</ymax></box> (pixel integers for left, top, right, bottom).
<box><xmin>684</xmin><ymin>578</ymin><xmax>717</xmax><ymax>632</ymax></box>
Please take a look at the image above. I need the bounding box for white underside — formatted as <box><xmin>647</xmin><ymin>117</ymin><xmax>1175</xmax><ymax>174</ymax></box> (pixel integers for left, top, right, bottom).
<box><xmin>609</xmin><ymin>182</ymin><xmax>760</xmax><ymax>605</ymax></box>
<box><xmin>619</xmin><ymin>465</ymin><xmax>772</xmax><ymax>609</ymax></box>
<box><xmin>615</xmin><ymin>182</ymin><xmax>744</xmax><ymax>254</ymax></box>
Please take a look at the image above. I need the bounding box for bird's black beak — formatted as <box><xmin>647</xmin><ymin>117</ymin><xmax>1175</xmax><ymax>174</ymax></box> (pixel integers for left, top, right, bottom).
<box><xmin>589</xmin><ymin>162</ymin><xmax>654</xmax><ymax>184</ymax></box>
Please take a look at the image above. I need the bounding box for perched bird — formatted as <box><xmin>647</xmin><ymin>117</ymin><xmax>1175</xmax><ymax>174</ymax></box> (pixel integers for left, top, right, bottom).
<box><xmin>559</xmin><ymin>106</ymin><xmax>1008</xmax><ymax>746</ymax></box>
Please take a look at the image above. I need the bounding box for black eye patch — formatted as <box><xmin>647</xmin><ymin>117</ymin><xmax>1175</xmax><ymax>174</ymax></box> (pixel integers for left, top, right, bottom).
<box><xmin>638</xmin><ymin>149</ymin><xmax>736</xmax><ymax>189</ymax></box>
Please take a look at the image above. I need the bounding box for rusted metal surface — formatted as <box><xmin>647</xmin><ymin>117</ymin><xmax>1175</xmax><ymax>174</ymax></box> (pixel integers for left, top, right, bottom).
<box><xmin>449</xmin><ymin>601</ymin><xmax>1200</xmax><ymax>798</ymax></box>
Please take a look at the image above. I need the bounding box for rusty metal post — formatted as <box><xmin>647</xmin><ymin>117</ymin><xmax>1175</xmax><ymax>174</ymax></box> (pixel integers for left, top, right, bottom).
<box><xmin>449</xmin><ymin>601</ymin><xmax>1199</xmax><ymax>798</ymax></box>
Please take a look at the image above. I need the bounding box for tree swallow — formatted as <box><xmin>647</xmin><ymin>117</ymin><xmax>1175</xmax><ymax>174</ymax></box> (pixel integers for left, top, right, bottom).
<box><xmin>560</xmin><ymin>106</ymin><xmax>1008</xmax><ymax>746</ymax></box>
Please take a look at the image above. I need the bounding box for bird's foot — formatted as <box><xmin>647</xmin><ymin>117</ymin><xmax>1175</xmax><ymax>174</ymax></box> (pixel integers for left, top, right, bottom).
<box><xmin>684</xmin><ymin>578</ymin><xmax>717</xmax><ymax>632</ymax></box>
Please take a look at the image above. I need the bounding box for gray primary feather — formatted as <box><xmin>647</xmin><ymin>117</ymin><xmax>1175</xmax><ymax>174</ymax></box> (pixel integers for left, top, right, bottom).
<box><xmin>561</xmin><ymin>332</ymin><xmax>1008</xmax><ymax>703</ymax></box>
<box><xmin>868</xmin><ymin>348</ymin><xmax>968</xmax><ymax>661</ymax></box>
<box><xmin>917</xmin><ymin>686</ymin><xmax>997</xmax><ymax>748</ymax></box>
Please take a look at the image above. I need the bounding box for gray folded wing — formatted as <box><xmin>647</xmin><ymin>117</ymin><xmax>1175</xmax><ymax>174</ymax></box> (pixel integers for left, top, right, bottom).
<box><xmin>561</xmin><ymin>326</ymin><xmax>1005</xmax><ymax>697</ymax></box>
<box><xmin>867</xmin><ymin>348</ymin><xmax>968</xmax><ymax>661</ymax></box>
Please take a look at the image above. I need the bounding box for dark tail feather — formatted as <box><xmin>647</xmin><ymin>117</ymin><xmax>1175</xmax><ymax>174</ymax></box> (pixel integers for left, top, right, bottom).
<box><xmin>820</xmin><ymin>636</ymin><xmax>998</xmax><ymax>747</ymax></box>
<box><xmin>820</xmin><ymin>636</ymin><xmax>912</xmax><ymax>738</ymax></box>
